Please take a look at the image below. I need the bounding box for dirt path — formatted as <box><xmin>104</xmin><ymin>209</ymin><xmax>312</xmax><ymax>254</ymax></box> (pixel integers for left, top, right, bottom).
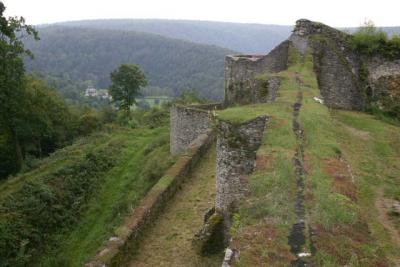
<box><xmin>127</xmin><ymin>146</ymin><xmax>223</xmax><ymax>267</ymax></box>
<box><xmin>375</xmin><ymin>187</ymin><xmax>400</xmax><ymax>265</ymax></box>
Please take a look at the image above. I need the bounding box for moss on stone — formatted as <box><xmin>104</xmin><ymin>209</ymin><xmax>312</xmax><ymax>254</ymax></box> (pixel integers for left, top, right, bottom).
<box><xmin>192</xmin><ymin>213</ymin><xmax>225</xmax><ymax>256</ymax></box>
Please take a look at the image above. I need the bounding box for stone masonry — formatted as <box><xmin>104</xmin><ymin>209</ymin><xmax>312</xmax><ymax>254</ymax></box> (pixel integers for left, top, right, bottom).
<box><xmin>295</xmin><ymin>19</ymin><xmax>366</xmax><ymax>109</ymax></box>
<box><xmin>364</xmin><ymin>56</ymin><xmax>400</xmax><ymax>113</ymax></box>
<box><xmin>215</xmin><ymin>116</ymin><xmax>267</xmax><ymax>217</ymax></box>
<box><xmin>291</xmin><ymin>19</ymin><xmax>400</xmax><ymax>111</ymax></box>
<box><xmin>225</xmin><ymin>18</ymin><xmax>400</xmax><ymax>112</ymax></box>
<box><xmin>170</xmin><ymin>105</ymin><xmax>211</xmax><ymax>155</ymax></box>
<box><xmin>170</xmin><ymin>104</ymin><xmax>222</xmax><ymax>155</ymax></box>
<box><xmin>224</xmin><ymin>41</ymin><xmax>289</xmax><ymax>106</ymax></box>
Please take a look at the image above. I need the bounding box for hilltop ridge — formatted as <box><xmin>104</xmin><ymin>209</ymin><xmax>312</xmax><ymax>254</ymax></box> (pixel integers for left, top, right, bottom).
<box><xmin>88</xmin><ymin>19</ymin><xmax>400</xmax><ymax>266</ymax></box>
<box><xmin>2</xmin><ymin>18</ymin><xmax>399</xmax><ymax>267</ymax></box>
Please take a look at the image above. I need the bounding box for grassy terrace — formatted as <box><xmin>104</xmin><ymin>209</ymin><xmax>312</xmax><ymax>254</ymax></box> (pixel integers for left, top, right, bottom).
<box><xmin>127</xmin><ymin>146</ymin><xmax>223</xmax><ymax>266</ymax></box>
<box><xmin>218</xmin><ymin>51</ymin><xmax>400</xmax><ymax>266</ymax></box>
<box><xmin>0</xmin><ymin>125</ymin><xmax>174</xmax><ymax>266</ymax></box>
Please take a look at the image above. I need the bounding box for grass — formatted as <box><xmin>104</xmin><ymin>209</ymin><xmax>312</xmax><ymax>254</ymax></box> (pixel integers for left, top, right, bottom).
<box><xmin>331</xmin><ymin>110</ymin><xmax>400</xmax><ymax>264</ymax></box>
<box><xmin>43</xmin><ymin>126</ymin><xmax>173</xmax><ymax>266</ymax></box>
<box><xmin>133</xmin><ymin>96</ymin><xmax>172</xmax><ymax>109</ymax></box>
<box><xmin>227</xmin><ymin>48</ymin><xmax>400</xmax><ymax>266</ymax></box>
<box><xmin>0</xmin><ymin>125</ymin><xmax>174</xmax><ymax>266</ymax></box>
<box><xmin>228</xmin><ymin>53</ymin><xmax>303</xmax><ymax>266</ymax></box>
<box><xmin>127</xmin><ymin>146</ymin><xmax>223</xmax><ymax>266</ymax></box>
<box><xmin>44</xmin><ymin>128</ymin><xmax>173</xmax><ymax>266</ymax></box>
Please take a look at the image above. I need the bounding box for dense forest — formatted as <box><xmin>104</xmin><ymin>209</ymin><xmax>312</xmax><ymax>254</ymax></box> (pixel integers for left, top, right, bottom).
<box><xmin>24</xmin><ymin>26</ymin><xmax>233</xmax><ymax>101</ymax></box>
<box><xmin>55</xmin><ymin>19</ymin><xmax>400</xmax><ymax>54</ymax></box>
<box><xmin>54</xmin><ymin>19</ymin><xmax>293</xmax><ymax>54</ymax></box>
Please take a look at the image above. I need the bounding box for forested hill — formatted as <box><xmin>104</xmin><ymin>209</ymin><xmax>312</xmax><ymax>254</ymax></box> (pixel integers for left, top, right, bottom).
<box><xmin>49</xmin><ymin>19</ymin><xmax>400</xmax><ymax>54</ymax></box>
<box><xmin>53</xmin><ymin>19</ymin><xmax>293</xmax><ymax>54</ymax></box>
<box><xmin>24</xmin><ymin>26</ymin><xmax>235</xmax><ymax>100</ymax></box>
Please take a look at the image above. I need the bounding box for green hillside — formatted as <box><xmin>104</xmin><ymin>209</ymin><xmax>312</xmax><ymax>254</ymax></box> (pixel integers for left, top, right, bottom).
<box><xmin>0</xmin><ymin>124</ymin><xmax>175</xmax><ymax>266</ymax></box>
<box><xmin>54</xmin><ymin>19</ymin><xmax>293</xmax><ymax>54</ymax></box>
<box><xmin>53</xmin><ymin>19</ymin><xmax>400</xmax><ymax>54</ymax></box>
<box><xmin>24</xmin><ymin>26</ymin><xmax>234</xmax><ymax>100</ymax></box>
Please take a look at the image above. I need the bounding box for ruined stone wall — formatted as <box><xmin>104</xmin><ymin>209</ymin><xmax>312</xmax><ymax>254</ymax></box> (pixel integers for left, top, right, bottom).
<box><xmin>260</xmin><ymin>76</ymin><xmax>281</xmax><ymax>103</ymax></box>
<box><xmin>224</xmin><ymin>41</ymin><xmax>289</xmax><ymax>106</ymax></box>
<box><xmin>312</xmin><ymin>40</ymin><xmax>365</xmax><ymax>109</ymax></box>
<box><xmin>361</xmin><ymin>57</ymin><xmax>400</xmax><ymax>117</ymax></box>
<box><xmin>170</xmin><ymin>105</ymin><xmax>214</xmax><ymax>155</ymax></box>
<box><xmin>365</xmin><ymin>57</ymin><xmax>400</xmax><ymax>102</ymax></box>
<box><xmin>289</xmin><ymin>19</ymin><xmax>366</xmax><ymax>110</ymax></box>
<box><xmin>215</xmin><ymin>116</ymin><xmax>267</xmax><ymax>214</ymax></box>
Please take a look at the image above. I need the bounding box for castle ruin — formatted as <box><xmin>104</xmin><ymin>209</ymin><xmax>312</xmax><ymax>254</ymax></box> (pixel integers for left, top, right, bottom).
<box><xmin>169</xmin><ymin>18</ymin><xmax>400</xmax><ymax>263</ymax></box>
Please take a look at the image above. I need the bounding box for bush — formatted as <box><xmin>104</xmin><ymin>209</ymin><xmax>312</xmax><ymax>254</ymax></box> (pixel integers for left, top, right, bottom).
<box><xmin>99</xmin><ymin>106</ymin><xmax>117</xmax><ymax>124</ymax></box>
<box><xmin>0</xmin><ymin>142</ymin><xmax>120</xmax><ymax>266</ymax></box>
<box><xmin>141</xmin><ymin>108</ymin><xmax>169</xmax><ymax>128</ymax></box>
<box><xmin>78</xmin><ymin>110</ymin><xmax>102</xmax><ymax>135</ymax></box>
<box><xmin>173</xmin><ymin>89</ymin><xmax>207</xmax><ymax>105</ymax></box>
<box><xmin>351</xmin><ymin>21</ymin><xmax>400</xmax><ymax>60</ymax></box>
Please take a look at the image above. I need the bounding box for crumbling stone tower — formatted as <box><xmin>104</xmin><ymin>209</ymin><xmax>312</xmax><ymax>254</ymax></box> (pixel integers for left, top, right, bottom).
<box><xmin>224</xmin><ymin>41</ymin><xmax>290</xmax><ymax>106</ymax></box>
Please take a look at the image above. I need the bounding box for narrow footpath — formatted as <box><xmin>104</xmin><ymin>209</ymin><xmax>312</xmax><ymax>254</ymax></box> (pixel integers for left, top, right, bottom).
<box><xmin>287</xmin><ymin>75</ymin><xmax>315</xmax><ymax>266</ymax></box>
<box><xmin>128</xmin><ymin>146</ymin><xmax>223</xmax><ymax>267</ymax></box>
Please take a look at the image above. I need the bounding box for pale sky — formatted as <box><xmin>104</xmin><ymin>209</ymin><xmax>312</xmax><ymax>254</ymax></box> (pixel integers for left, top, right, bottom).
<box><xmin>3</xmin><ymin>0</ymin><xmax>400</xmax><ymax>27</ymax></box>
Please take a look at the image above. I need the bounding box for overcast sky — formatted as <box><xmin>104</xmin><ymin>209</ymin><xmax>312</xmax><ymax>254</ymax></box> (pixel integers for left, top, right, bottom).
<box><xmin>3</xmin><ymin>0</ymin><xmax>400</xmax><ymax>27</ymax></box>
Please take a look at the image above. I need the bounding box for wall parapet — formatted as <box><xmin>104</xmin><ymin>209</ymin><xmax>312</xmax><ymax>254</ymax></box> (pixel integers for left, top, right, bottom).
<box><xmin>170</xmin><ymin>103</ymin><xmax>222</xmax><ymax>155</ymax></box>
<box><xmin>86</xmin><ymin>129</ymin><xmax>215</xmax><ymax>267</ymax></box>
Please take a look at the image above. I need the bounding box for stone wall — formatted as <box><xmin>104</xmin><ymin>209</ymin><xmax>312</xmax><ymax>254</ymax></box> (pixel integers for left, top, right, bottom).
<box><xmin>193</xmin><ymin>116</ymin><xmax>267</xmax><ymax>253</ymax></box>
<box><xmin>224</xmin><ymin>18</ymin><xmax>400</xmax><ymax>112</ymax></box>
<box><xmin>86</xmin><ymin>130</ymin><xmax>215</xmax><ymax>267</ymax></box>
<box><xmin>365</xmin><ymin>57</ymin><xmax>400</xmax><ymax>109</ymax></box>
<box><xmin>260</xmin><ymin>76</ymin><xmax>281</xmax><ymax>103</ymax></box>
<box><xmin>170</xmin><ymin>104</ymin><xmax>220</xmax><ymax>155</ymax></box>
<box><xmin>224</xmin><ymin>41</ymin><xmax>289</xmax><ymax>106</ymax></box>
<box><xmin>312</xmin><ymin>39</ymin><xmax>365</xmax><ymax>109</ymax></box>
<box><xmin>288</xmin><ymin>19</ymin><xmax>366</xmax><ymax>110</ymax></box>
<box><xmin>215</xmin><ymin>116</ymin><xmax>267</xmax><ymax>222</ymax></box>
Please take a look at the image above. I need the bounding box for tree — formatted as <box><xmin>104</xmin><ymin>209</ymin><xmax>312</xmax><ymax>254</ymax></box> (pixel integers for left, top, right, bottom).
<box><xmin>109</xmin><ymin>64</ymin><xmax>147</xmax><ymax>117</ymax></box>
<box><xmin>23</xmin><ymin>75</ymin><xmax>73</xmax><ymax>157</ymax></box>
<box><xmin>0</xmin><ymin>2</ymin><xmax>38</xmax><ymax>171</ymax></box>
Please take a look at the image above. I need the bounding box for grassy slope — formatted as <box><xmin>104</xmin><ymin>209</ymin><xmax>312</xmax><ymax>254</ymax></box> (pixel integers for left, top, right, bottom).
<box><xmin>217</xmin><ymin>52</ymin><xmax>400</xmax><ymax>266</ymax></box>
<box><xmin>44</xmin><ymin>126</ymin><xmax>173</xmax><ymax>266</ymax></box>
<box><xmin>0</xmin><ymin>125</ymin><xmax>174</xmax><ymax>266</ymax></box>
<box><xmin>127</xmin><ymin>146</ymin><xmax>223</xmax><ymax>266</ymax></box>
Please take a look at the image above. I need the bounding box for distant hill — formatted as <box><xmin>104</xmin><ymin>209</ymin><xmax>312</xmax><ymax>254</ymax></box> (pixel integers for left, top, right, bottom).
<box><xmin>24</xmin><ymin>26</ymin><xmax>235</xmax><ymax>100</ymax></box>
<box><xmin>53</xmin><ymin>19</ymin><xmax>294</xmax><ymax>54</ymax></box>
<box><xmin>51</xmin><ymin>19</ymin><xmax>400</xmax><ymax>54</ymax></box>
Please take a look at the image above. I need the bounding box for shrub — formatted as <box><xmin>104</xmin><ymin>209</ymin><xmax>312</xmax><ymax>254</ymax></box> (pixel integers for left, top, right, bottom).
<box><xmin>78</xmin><ymin>110</ymin><xmax>102</xmax><ymax>135</ymax></box>
<box><xmin>99</xmin><ymin>106</ymin><xmax>117</xmax><ymax>124</ymax></box>
<box><xmin>0</xmin><ymin>142</ymin><xmax>120</xmax><ymax>266</ymax></box>
<box><xmin>350</xmin><ymin>21</ymin><xmax>400</xmax><ymax>60</ymax></box>
<box><xmin>173</xmin><ymin>89</ymin><xmax>207</xmax><ymax>105</ymax></box>
<box><xmin>141</xmin><ymin>108</ymin><xmax>169</xmax><ymax>129</ymax></box>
